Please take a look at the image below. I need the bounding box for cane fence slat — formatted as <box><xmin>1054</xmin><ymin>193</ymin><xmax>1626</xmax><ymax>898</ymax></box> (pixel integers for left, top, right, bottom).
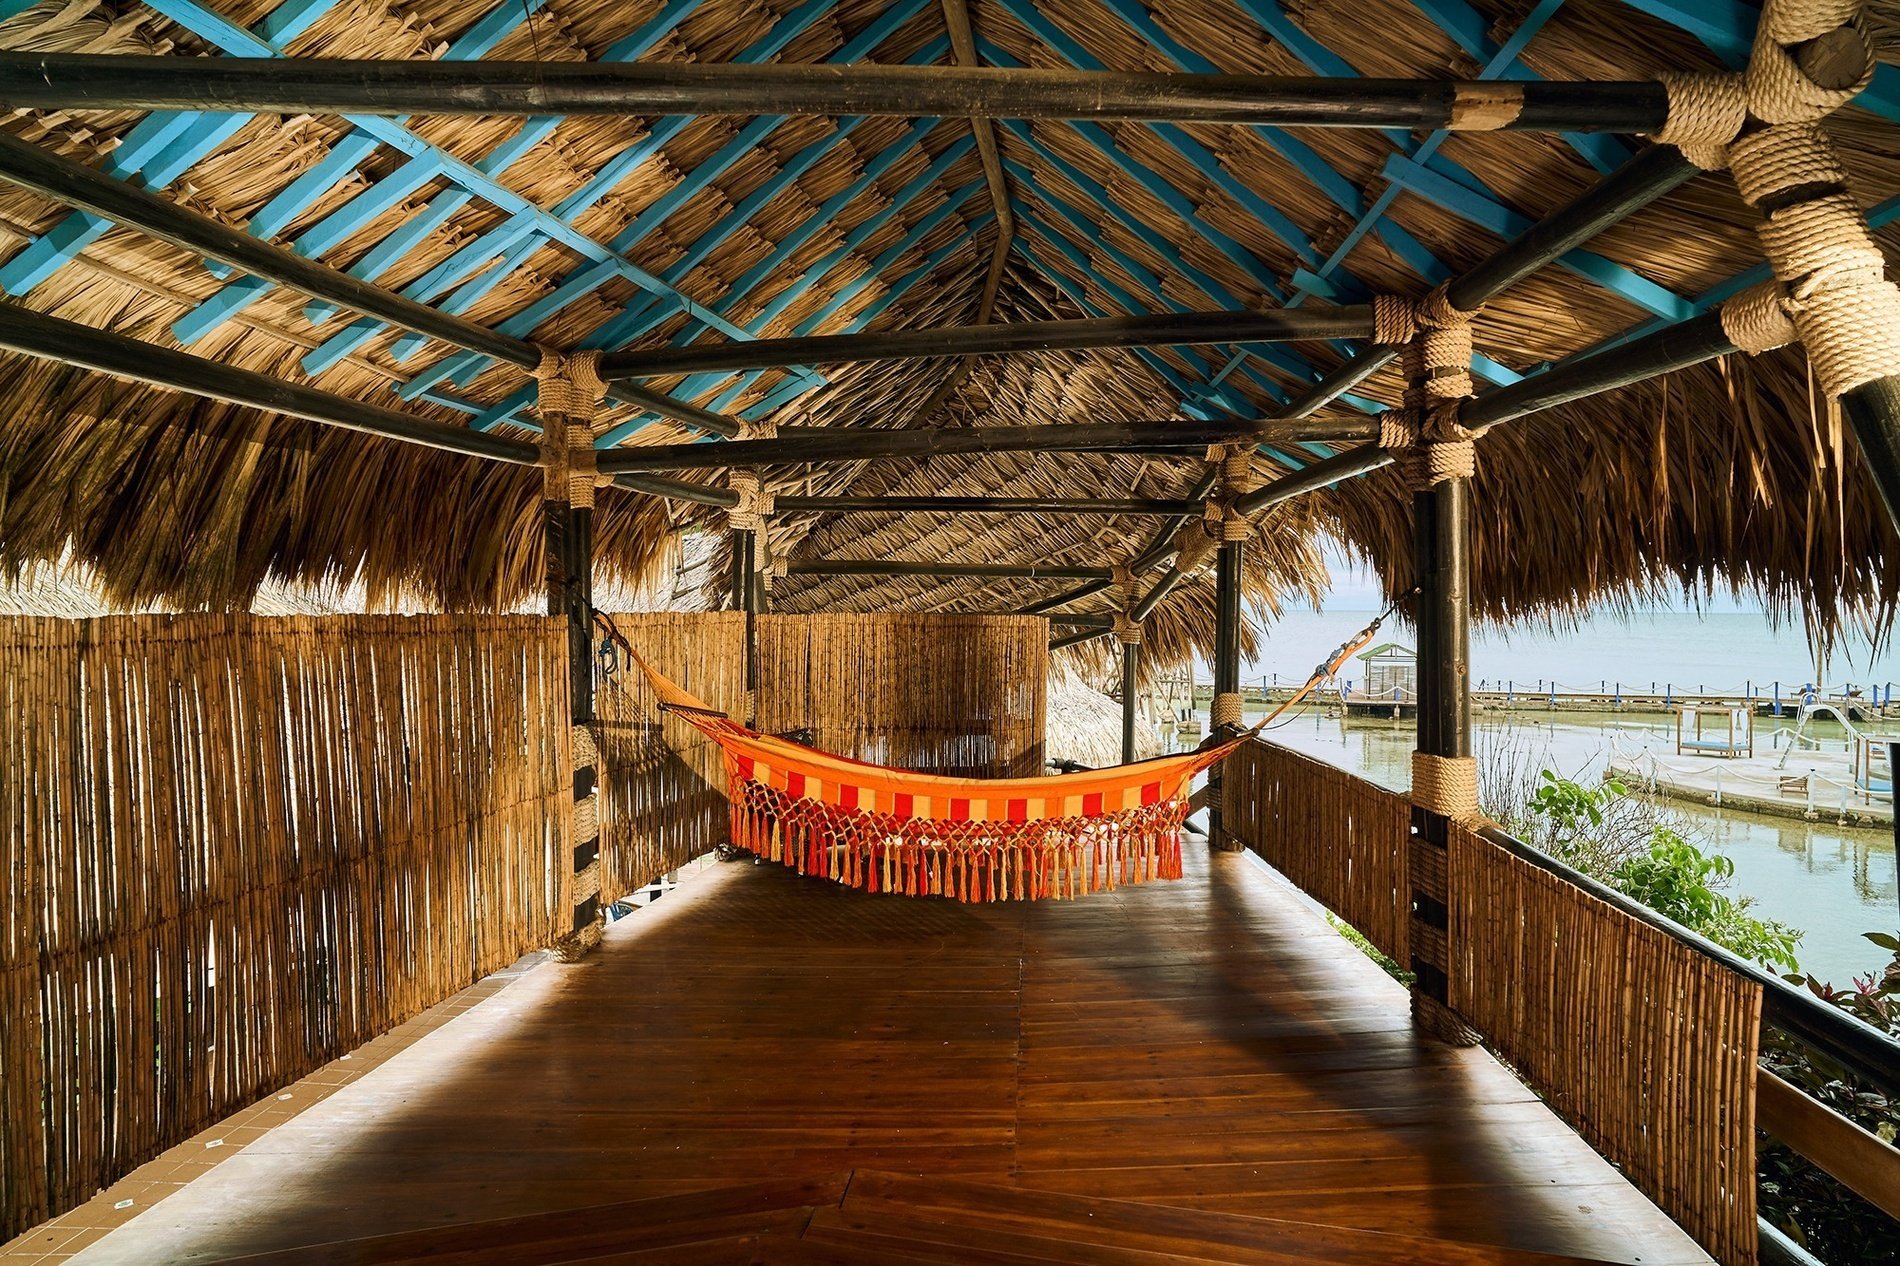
<box><xmin>1219</xmin><ymin>739</ymin><xmax>1410</xmax><ymax>962</ymax></box>
<box><xmin>592</xmin><ymin>611</ymin><xmax>750</xmax><ymax>905</ymax></box>
<box><xmin>0</xmin><ymin>614</ymin><xmax>570</xmax><ymax>1238</ymax></box>
<box><xmin>1448</xmin><ymin>826</ymin><xmax>1762</xmax><ymax>1266</ymax></box>
<box><xmin>755</xmin><ymin>613</ymin><xmax>1048</xmax><ymax>778</ymax></box>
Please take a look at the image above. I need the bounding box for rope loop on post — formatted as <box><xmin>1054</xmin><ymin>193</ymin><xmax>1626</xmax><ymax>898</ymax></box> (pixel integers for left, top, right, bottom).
<box><xmin>1379</xmin><ymin>285</ymin><xmax>1480</xmax><ymax>491</ymax></box>
<box><xmin>1719</xmin><ymin>280</ymin><xmax>1799</xmax><ymax>355</ymax></box>
<box><xmin>726</xmin><ymin>470</ymin><xmax>773</xmax><ymax>532</ymax></box>
<box><xmin>535</xmin><ymin>349</ymin><xmax>605</xmax><ymax>508</ymax></box>
<box><xmin>1171</xmin><ymin>519</ymin><xmax>1218</xmax><ymax>576</ymax></box>
<box><xmin>1212</xmin><ymin>692</ymin><xmax>1244</xmax><ymax>730</ymax></box>
<box><xmin>1112</xmin><ymin>609</ymin><xmax>1143</xmax><ymax>646</ymax></box>
<box><xmin>1728</xmin><ymin>122</ymin><xmax>1900</xmax><ymax>396</ymax></box>
<box><xmin>1649</xmin><ymin>0</ymin><xmax>1873</xmax><ymax>169</ymax></box>
<box><xmin>1411</xmin><ymin>751</ymin><xmax>1480</xmax><ymax>821</ymax></box>
<box><xmin>1373</xmin><ymin>293</ymin><xmax>1418</xmax><ymax>346</ymax></box>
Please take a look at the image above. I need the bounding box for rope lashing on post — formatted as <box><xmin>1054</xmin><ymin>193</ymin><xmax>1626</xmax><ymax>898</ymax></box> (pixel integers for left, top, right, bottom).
<box><xmin>1376</xmin><ymin>286</ymin><xmax>1479</xmax><ymax>490</ymax></box>
<box><xmin>535</xmin><ymin>349</ymin><xmax>606</xmax><ymax>508</ymax></box>
<box><xmin>1110</xmin><ymin>562</ymin><xmax>1143</xmax><ymax>646</ymax></box>
<box><xmin>1171</xmin><ymin>516</ymin><xmax>1219</xmax><ymax>575</ymax></box>
<box><xmin>1653</xmin><ymin>0</ymin><xmax>1873</xmax><ymax>170</ymax></box>
<box><xmin>1647</xmin><ymin>0</ymin><xmax>1900</xmax><ymax>398</ymax></box>
<box><xmin>1411</xmin><ymin>750</ymin><xmax>1481</xmax><ymax>822</ymax></box>
<box><xmin>1112</xmin><ymin>609</ymin><xmax>1143</xmax><ymax>646</ymax></box>
<box><xmin>1209</xmin><ymin>442</ymin><xmax>1258</xmax><ymax>542</ymax></box>
<box><xmin>737</xmin><ymin>416</ymin><xmax>778</xmax><ymax>441</ymax></box>
<box><xmin>725</xmin><ymin>470</ymin><xmax>774</xmax><ymax>532</ymax></box>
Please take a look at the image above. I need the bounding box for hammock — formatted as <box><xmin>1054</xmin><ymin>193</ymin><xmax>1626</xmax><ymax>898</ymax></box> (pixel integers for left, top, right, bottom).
<box><xmin>623</xmin><ymin>602</ymin><xmax>1397</xmax><ymax>902</ymax></box>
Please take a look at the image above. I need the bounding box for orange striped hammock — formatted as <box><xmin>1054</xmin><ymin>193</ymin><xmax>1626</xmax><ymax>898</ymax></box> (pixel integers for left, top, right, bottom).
<box><xmin>633</xmin><ymin>655</ymin><xmax>1255</xmax><ymax>902</ymax></box>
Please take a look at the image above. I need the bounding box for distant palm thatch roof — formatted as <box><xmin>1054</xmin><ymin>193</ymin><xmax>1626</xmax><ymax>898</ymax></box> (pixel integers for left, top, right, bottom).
<box><xmin>0</xmin><ymin>0</ymin><xmax>1895</xmax><ymax>675</ymax></box>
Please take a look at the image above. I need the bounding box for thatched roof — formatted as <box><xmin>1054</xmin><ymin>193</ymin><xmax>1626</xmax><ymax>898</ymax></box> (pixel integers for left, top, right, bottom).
<box><xmin>0</xmin><ymin>0</ymin><xmax>1896</xmax><ymax>674</ymax></box>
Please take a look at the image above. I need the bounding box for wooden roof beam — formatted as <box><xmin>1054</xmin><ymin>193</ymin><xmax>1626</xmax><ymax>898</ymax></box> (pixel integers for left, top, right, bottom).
<box><xmin>0</xmin><ymin>122</ymin><xmax>745</xmax><ymax>437</ymax></box>
<box><xmin>598</xmin><ymin>308</ymin><xmax>1374</xmax><ymax>379</ymax></box>
<box><xmin>0</xmin><ymin>54</ymin><xmax>1671</xmax><ymax>132</ymax></box>
<box><xmin>788</xmin><ymin>561</ymin><xmax>1115</xmax><ymax>581</ymax></box>
<box><xmin>0</xmin><ymin>301</ymin><xmax>539</xmax><ymax>465</ymax></box>
<box><xmin>597</xmin><ymin>419</ymin><xmax>1377</xmax><ymax>474</ymax></box>
<box><xmin>774</xmin><ymin>496</ymin><xmax>1202</xmax><ymax>515</ymax></box>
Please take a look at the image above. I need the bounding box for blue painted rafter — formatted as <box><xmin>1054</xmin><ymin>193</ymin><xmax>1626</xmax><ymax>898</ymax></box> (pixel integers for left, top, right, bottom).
<box><xmin>592</xmin><ymin>216</ymin><xmax>995</xmax><ymax>447</ymax></box>
<box><xmin>124</xmin><ymin>0</ymin><xmax>793</xmax><ymax>385</ymax></box>
<box><xmin>442</xmin><ymin>124</ymin><xmax>974</xmax><ymax>431</ymax></box>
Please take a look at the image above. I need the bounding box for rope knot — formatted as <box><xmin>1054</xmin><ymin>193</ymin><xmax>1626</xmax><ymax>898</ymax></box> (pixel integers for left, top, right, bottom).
<box><xmin>738</xmin><ymin>417</ymin><xmax>778</xmax><ymax>441</ymax></box>
<box><xmin>1217</xmin><ymin>442</ymin><xmax>1257</xmax><ymax>496</ymax></box>
<box><xmin>1111</xmin><ymin>563</ymin><xmax>1137</xmax><ymax>597</ymax></box>
<box><xmin>726</xmin><ymin>471</ymin><xmax>773</xmax><ymax>532</ymax></box>
<box><xmin>535</xmin><ymin>349</ymin><xmax>604</xmax><ymax>507</ymax></box>
<box><xmin>1171</xmin><ymin>519</ymin><xmax>1218</xmax><ymax>576</ymax></box>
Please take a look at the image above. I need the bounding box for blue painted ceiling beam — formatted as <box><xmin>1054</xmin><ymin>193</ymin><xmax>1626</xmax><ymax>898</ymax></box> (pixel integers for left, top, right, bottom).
<box><xmin>332</xmin><ymin>0</ymin><xmax>930</xmax><ymax>397</ymax></box>
<box><xmin>1404</xmin><ymin>0</ymin><xmax>1629</xmax><ymax>170</ymax></box>
<box><xmin>459</xmin><ymin>125</ymin><xmax>972</xmax><ymax>431</ymax></box>
<box><xmin>131</xmin><ymin>0</ymin><xmax>778</xmax><ymax>368</ymax></box>
<box><xmin>166</xmin><ymin>0</ymin><xmax>550</xmax><ymax>336</ymax></box>
<box><xmin>593</xmin><ymin>217</ymin><xmax>993</xmax><ymax>447</ymax></box>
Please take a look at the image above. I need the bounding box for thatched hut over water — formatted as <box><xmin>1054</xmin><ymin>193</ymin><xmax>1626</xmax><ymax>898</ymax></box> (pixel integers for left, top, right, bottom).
<box><xmin>0</xmin><ymin>2</ymin><xmax>1896</xmax><ymax>1263</ymax></box>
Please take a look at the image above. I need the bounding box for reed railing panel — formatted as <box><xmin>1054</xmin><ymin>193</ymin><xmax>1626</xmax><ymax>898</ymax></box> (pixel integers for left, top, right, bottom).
<box><xmin>756</xmin><ymin>613</ymin><xmax>1048</xmax><ymax>778</ymax></box>
<box><xmin>1220</xmin><ymin>739</ymin><xmax>1411</xmax><ymax>962</ymax></box>
<box><xmin>592</xmin><ymin>611</ymin><xmax>749</xmax><ymax>904</ymax></box>
<box><xmin>1448</xmin><ymin>826</ymin><xmax>1762</xmax><ymax>1266</ymax></box>
<box><xmin>0</xmin><ymin>614</ymin><xmax>570</xmax><ymax>1239</ymax></box>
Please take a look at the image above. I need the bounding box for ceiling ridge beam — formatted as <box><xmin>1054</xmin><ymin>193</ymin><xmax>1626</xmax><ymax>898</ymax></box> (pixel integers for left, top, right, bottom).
<box><xmin>0</xmin><ymin>54</ymin><xmax>1675</xmax><ymax>132</ymax></box>
<box><xmin>599</xmin><ymin>307</ymin><xmax>1373</xmax><ymax>379</ymax></box>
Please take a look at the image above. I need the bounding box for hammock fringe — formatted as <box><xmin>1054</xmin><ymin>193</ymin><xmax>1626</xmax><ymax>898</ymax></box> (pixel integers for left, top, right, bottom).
<box><xmin>726</xmin><ymin>768</ymin><xmax>1187</xmax><ymax>901</ymax></box>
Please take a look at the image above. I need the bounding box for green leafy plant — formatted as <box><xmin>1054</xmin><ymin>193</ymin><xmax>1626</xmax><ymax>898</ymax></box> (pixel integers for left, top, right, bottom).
<box><xmin>1759</xmin><ymin>933</ymin><xmax>1900</xmax><ymax>1263</ymax></box>
<box><xmin>1610</xmin><ymin>828</ymin><xmax>1802</xmax><ymax>972</ymax></box>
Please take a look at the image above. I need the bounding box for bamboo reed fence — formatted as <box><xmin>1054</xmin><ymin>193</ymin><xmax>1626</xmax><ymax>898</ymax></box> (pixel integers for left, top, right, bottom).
<box><xmin>1219</xmin><ymin>738</ymin><xmax>1411</xmax><ymax>962</ymax></box>
<box><xmin>1449</xmin><ymin>826</ymin><xmax>1763</xmax><ymax>1266</ymax></box>
<box><xmin>755</xmin><ymin>613</ymin><xmax>1048</xmax><ymax>778</ymax></box>
<box><xmin>0</xmin><ymin>614</ymin><xmax>571</xmax><ymax>1239</ymax></box>
<box><xmin>592</xmin><ymin>611</ymin><xmax>749</xmax><ymax>905</ymax></box>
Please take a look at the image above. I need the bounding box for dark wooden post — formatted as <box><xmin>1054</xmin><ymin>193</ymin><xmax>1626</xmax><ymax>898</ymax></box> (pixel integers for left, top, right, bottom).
<box><xmin>1382</xmin><ymin>305</ymin><xmax>1483</xmax><ymax>1042</ymax></box>
<box><xmin>1208</xmin><ymin>537</ymin><xmax>1243</xmax><ymax>849</ymax></box>
<box><xmin>537</xmin><ymin>351</ymin><xmax>607</xmax><ymax>961</ymax></box>
<box><xmin>1122</xmin><ymin>642</ymin><xmax>1139</xmax><ymax>764</ymax></box>
<box><xmin>1207</xmin><ymin>446</ymin><xmax>1255</xmax><ymax>850</ymax></box>
<box><xmin>727</xmin><ymin>472</ymin><xmax>770</xmax><ymax>717</ymax></box>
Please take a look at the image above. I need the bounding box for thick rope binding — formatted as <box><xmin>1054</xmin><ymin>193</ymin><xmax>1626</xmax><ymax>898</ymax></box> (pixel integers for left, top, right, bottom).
<box><xmin>1211</xmin><ymin>692</ymin><xmax>1245</xmax><ymax>730</ymax></box>
<box><xmin>1411</xmin><ymin>751</ymin><xmax>1480</xmax><ymax>822</ymax></box>
<box><xmin>1112</xmin><ymin>609</ymin><xmax>1143</xmax><ymax>646</ymax></box>
<box><xmin>535</xmin><ymin>349</ymin><xmax>605</xmax><ymax>508</ymax></box>
<box><xmin>1650</xmin><ymin>0</ymin><xmax>1873</xmax><ymax>170</ymax></box>
<box><xmin>725</xmin><ymin>470</ymin><xmax>774</xmax><ymax>533</ymax></box>
<box><xmin>1375</xmin><ymin>285</ymin><xmax>1479</xmax><ymax>490</ymax></box>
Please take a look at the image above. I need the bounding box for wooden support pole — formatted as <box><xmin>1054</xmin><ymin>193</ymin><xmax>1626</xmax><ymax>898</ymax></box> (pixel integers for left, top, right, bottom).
<box><xmin>1407</xmin><ymin>474</ymin><xmax>1475</xmax><ymax>1043</ymax></box>
<box><xmin>1840</xmin><ymin>383</ymin><xmax>1900</xmax><ymax>534</ymax></box>
<box><xmin>0</xmin><ymin>299</ymin><xmax>540</xmax><ymax>464</ymax></box>
<box><xmin>1122</xmin><ymin>640</ymin><xmax>1140</xmax><ymax>765</ymax></box>
<box><xmin>600</xmin><ymin>308</ymin><xmax>1373</xmax><ymax>378</ymax></box>
<box><xmin>788</xmin><ymin>560</ymin><xmax>1114</xmax><ymax>581</ymax></box>
<box><xmin>0</xmin><ymin>129</ymin><xmax>739</xmax><ymax>437</ymax></box>
<box><xmin>1209</xmin><ymin>537</ymin><xmax>1243</xmax><ymax>849</ymax></box>
<box><xmin>773</xmin><ymin>495</ymin><xmax>1204</xmax><ymax>515</ymax></box>
<box><xmin>0</xmin><ymin>54</ymin><xmax>1673</xmax><ymax>132</ymax></box>
<box><xmin>599</xmin><ymin>418</ymin><xmax>1371</xmax><ymax>474</ymax></box>
<box><xmin>538</xmin><ymin>370</ymin><xmax>603</xmax><ymax>958</ymax></box>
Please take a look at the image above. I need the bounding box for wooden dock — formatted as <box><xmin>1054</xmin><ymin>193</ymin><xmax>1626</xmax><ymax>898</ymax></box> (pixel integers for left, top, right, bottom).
<box><xmin>39</xmin><ymin>844</ymin><xmax>1711</xmax><ymax>1265</ymax></box>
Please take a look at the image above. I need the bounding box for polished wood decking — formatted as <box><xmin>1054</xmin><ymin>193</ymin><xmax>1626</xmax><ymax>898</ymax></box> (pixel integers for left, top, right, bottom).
<box><xmin>74</xmin><ymin>845</ymin><xmax>1711</xmax><ymax>1264</ymax></box>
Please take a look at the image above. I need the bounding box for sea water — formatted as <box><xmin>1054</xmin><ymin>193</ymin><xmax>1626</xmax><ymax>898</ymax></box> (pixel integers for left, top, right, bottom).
<box><xmin>1198</xmin><ymin>607</ymin><xmax>1899</xmax><ymax>987</ymax></box>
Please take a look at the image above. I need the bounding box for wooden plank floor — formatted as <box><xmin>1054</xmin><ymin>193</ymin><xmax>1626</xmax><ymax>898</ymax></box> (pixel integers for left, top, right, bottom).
<box><xmin>72</xmin><ymin>845</ymin><xmax>1711</xmax><ymax>1265</ymax></box>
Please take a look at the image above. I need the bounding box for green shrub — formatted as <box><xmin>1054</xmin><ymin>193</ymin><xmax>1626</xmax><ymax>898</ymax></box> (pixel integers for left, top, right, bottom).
<box><xmin>1759</xmin><ymin>934</ymin><xmax>1900</xmax><ymax>1263</ymax></box>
